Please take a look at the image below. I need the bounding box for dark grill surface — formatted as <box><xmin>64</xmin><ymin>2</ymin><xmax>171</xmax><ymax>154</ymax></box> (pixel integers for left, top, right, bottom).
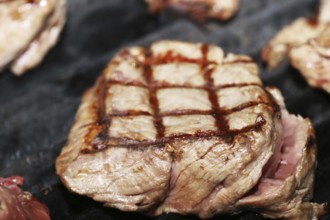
<box><xmin>0</xmin><ymin>0</ymin><xmax>329</xmax><ymax>219</ymax></box>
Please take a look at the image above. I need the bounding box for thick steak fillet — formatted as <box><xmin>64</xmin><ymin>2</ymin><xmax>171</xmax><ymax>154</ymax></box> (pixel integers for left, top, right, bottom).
<box><xmin>0</xmin><ymin>0</ymin><xmax>66</xmax><ymax>75</ymax></box>
<box><xmin>145</xmin><ymin>0</ymin><xmax>239</xmax><ymax>21</ymax></box>
<box><xmin>56</xmin><ymin>41</ymin><xmax>327</xmax><ymax>219</ymax></box>
<box><xmin>262</xmin><ymin>0</ymin><xmax>330</xmax><ymax>93</ymax></box>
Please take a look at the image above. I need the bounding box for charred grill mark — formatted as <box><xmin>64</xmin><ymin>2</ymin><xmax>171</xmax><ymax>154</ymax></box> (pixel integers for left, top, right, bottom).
<box><xmin>223</xmin><ymin>135</ymin><xmax>234</xmax><ymax>145</ymax></box>
<box><xmin>106</xmin><ymin>136</ymin><xmax>159</xmax><ymax>146</ymax></box>
<box><xmin>90</xmin><ymin>129</ymin><xmax>109</xmax><ymax>151</ymax></box>
<box><xmin>83</xmin><ymin>123</ymin><xmax>104</xmax><ymax>151</ymax></box>
<box><xmin>160</xmin><ymin>110</ymin><xmax>213</xmax><ymax>116</ymax></box>
<box><xmin>82</xmin><ymin>75</ymin><xmax>110</xmax><ymax>153</ymax></box>
<box><xmin>107</xmin><ymin>80</ymin><xmax>147</xmax><ymax>88</ymax></box>
<box><xmin>81</xmin><ymin>122</ymin><xmax>270</xmax><ymax>151</ymax></box>
<box><xmin>216</xmin><ymin>83</ymin><xmax>262</xmax><ymax>89</ymax></box>
<box><xmin>108</xmin><ymin>79</ymin><xmax>264</xmax><ymax>90</ymax></box>
<box><xmin>91</xmin><ymin>113</ymin><xmax>268</xmax><ymax>148</ymax></box>
<box><xmin>201</xmin><ymin>44</ymin><xmax>229</xmax><ymax>134</ymax></box>
<box><xmin>104</xmin><ymin>131</ymin><xmax>221</xmax><ymax>147</ymax></box>
<box><xmin>109</xmin><ymin>110</ymin><xmax>152</xmax><ymax>117</ymax></box>
<box><xmin>223</xmin><ymin>59</ymin><xmax>254</xmax><ymax>64</ymax></box>
<box><xmin>167</xmin><ymin>130</ymin><xmax>220</xmax><ymax>140</ymax></box>
<box><xmin>221</xmin><ymin>102</ymin><xmax>272</xmax><ymax>114</ymax></box>
<box><xmin>93</xmin><ymin>75</ymin><xmax>111</xmax><ymax>150</ymax></box>
<box><xmin>153</xmin><ymin>81</ymin><xmax>207</xmax><ymax>89</ymax></box>
<box><xmin>144</xmin><ymin>49</ymin><xmax>166</xmax><ymax>140</ymax></box>
<box><xmin>97</xmin><ymin>76</ymin><xmax>109</xmax><ymax>124</ymax></box>
<box><xmin>230</xmin><ymin>120</ymin><xmax>267</xmax><ymax>137</ymax></box>
<box><xmin>107</xmin><ymin>102</ymin><xmax>274</xmax><ymax>118</ymax></box>
<box><xmin>264</xmin><ymin>89</ymin><xmax>281</xmax><ymax>114</ymax></box>
<box><xmin>107</xmin><ymin>81</ymin><xmax>206</xmax><ymax>89</ymax></box>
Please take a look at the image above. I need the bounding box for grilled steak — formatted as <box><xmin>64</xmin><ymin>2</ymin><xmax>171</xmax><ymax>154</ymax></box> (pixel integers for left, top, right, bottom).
<box><xmin>0</xmin><ymin>0</ymin><xmax>66</xmax><ymax>75</ymax></box>
<box><xmin>0</xmin><ymin>176</ymin><xmax>50</xmax><ymax>220</ymax></box>
<box><xmin>262</xmin><ymin>0</ymin><xmax>330</xmax><ymax>93</ymax></box>
<box><xmin>145</xmin><ymin>0</ymin><xmax>239</xmax><ymax>21</ymax></box>
<box><xmin>56</xmin><ymin>41</ymin><xmax>327</xmax><ymax>219</ymax></box>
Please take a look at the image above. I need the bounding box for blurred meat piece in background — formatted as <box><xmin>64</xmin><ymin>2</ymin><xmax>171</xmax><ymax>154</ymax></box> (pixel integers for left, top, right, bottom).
<box><xmin>262</xmin><ymin>0</ymin><xmax>330</xmax><ymax>93</ymax></box>
<box><xmin>0</xmin><ymin>0</ymin><xmax>66</xmax><ymax>75</ymax></box>
<box><xmin>145</xmin><ymin>0</ymin><xmax>239</xmax><ymax>21</ymax></box>
<box><xmin>0</xmin><ymin>176</ymin><xmax>50</xmax><ymax>220</ymax></box>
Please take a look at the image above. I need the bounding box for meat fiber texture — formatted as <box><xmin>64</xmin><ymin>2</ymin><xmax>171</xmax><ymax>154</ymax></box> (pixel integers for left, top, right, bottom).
<box><xmin>145</xmin><ymin>0</ymin><xmax>239</xmax><ymax>21</ymax></box>
<box><xmin>262</xmin><ymin>0</ymin><xmax>330</xmax><ymax>94</ymax></box>
<box><xmin>0</xmin><ymin>176</ymin><xmax>50</xmax><ymax>220</ymax></box>
<box><xmin>56</xmin><ymin>41</ymin><xmax>328</xmax><ymax>220</ymax></box>
<box><xmin>0</xmin><ymin>0</ymin><xmax>66</xmax><ymax>75</ymax></box>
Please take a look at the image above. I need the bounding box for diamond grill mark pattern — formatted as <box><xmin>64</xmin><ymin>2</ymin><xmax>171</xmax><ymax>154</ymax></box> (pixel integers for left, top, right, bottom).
<box><xmin>82</xmin><ymin>43</ymin><xmax>276</xmax><ymax>153</ymax></box>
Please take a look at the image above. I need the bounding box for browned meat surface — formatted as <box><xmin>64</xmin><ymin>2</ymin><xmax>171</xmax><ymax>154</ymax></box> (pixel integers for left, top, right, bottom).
<box><xmin>0</xmin><ymin>0</ymin><xmax>66</xmax><ymax>75</ymax></box>
<box><xmin>56</xmin><ymin>41</ymin><xmax>327</xmax><ymax>219</ymax></box>
<box><xmin>238</xmin><ymin>87</ymin><xmax>327</xmax><ymax>220</ymax></box>
<box><xmin>145</xmin><ymin>0</ymin><xmax>239</xmax><ymax>21</ymax></box>
<box><xmin>0</xmin><ymin>176</ymin><xmax>50</xmax><ymax>220</ymax></box>
<box><xmin>262</xmin><ymin>0</ymin><xmax>330</xmax><ymax>93</ymax></box>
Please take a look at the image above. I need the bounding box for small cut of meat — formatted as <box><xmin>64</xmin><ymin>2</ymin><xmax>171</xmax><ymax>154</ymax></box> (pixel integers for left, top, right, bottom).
<box><xmin>262</xmin><ymin>0</ymin><xmax>330</xmax><ymax>93</ymax></box>
<box><xmin>0</xmin><ymin>176</ymin><xmax>50</xmax><ymax>220</ymax></box>
<box><xmin>0</xmin><ymin>0</ymin><xmax>66</xmax><ymax>75</ymax></box>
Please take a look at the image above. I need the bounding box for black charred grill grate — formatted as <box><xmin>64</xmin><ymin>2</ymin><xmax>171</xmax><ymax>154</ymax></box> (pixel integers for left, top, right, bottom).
<box><xmin>1</xmin><ymin>0</ymin><xmax>329</xmax><ymax>220</ymax></box>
